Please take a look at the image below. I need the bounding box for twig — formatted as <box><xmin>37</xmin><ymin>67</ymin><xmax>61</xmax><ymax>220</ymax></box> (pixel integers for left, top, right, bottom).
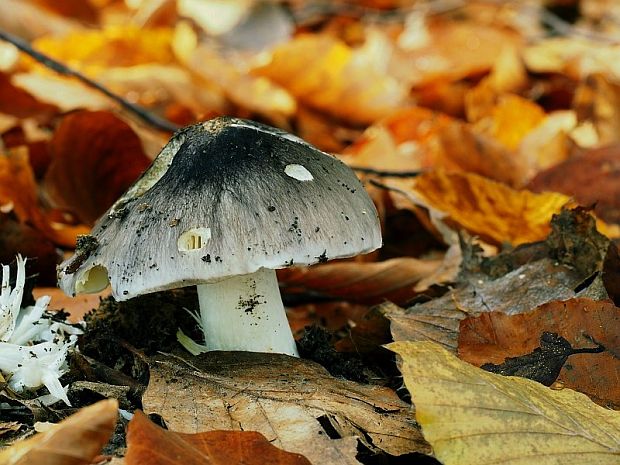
<box><xmin>0</xmin><ymin>29</ymin><xmax>180</xmax><ymax>133</ymax></box>
<box><xmin>351</xmin><ymin>166</ymin><xmax>422</xmax><ymax>177</ymax></box>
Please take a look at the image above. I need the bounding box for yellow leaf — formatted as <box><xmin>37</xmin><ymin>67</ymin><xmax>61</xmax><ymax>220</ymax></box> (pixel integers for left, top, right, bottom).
<box><xmin>473</xmin><ymin>94</ymin><xmax>546</xmax><ymax>151</ymax></box>
<box><xmin>388</xmin><ymin>341</ymin><xmax>620</xmax><ymax>465</ymax></box>
<box><xmin>390</xmin><ymin>169</ymin><xmax>571</xmax><ymax>246</ymax></box>
<box><xmin>30</xmin><ymin>25</ymin><xmax>174</xmax><ymax>76</ymax></box>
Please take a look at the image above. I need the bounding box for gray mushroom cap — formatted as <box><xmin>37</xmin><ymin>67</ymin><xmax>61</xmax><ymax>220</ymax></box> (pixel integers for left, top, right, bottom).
<box><xmin>58</xmin><ymin>117</ymin><xmax>382</xmax><ymax>301</ymax></box>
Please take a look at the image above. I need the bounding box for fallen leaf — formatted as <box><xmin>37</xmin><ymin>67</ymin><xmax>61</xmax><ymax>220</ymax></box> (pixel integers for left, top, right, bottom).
<box><xmin>0</xmin><ymin>398</ymin><xmax>118</xmax><ymax>465</ymax></box>
<box><xmin>33</xmin><ymin>287</ymin><xmax>109</xmax><ymax>322</ymax></box>
<box><xmin>278</xmin><ymin>257</ymin><xmax>445</xmax><ymax>305</ymax></box>
<box><xmin>254</xmin><ymin>33</ymin><xmax>406</xmax><ymax>124</ymax></box>
<box><xmin>388</xmin><ymin>341</ymin><xmax>620</xmax><ymax>465</ymax></box>
<box><xmin>44</xmin><ymin>110</ymin><xmax>152</xmax><ymax>224</ymax></box>
<box><xmin>343</xmin><ymin>108</ymin><xmax>529</xmax><ymax>187</ymax></box>
<box><xmin>529</xmin><ymin>144</ymin><xmax>620</xmax><ymax>225</ymax></box>
<box><xmin>479</xmin><ymin>332</ymin><xmax>602</xmax><ymax>386</ymax></box>
<box><xmin>0</xmin><ymin>147</ymin><xmax>88</xmax><ymax>247</ymax></box>
<box><xmin>472</xmin><ymin>94</ymin><xmax>546</xmax><ymax>150</ymax></box>
<box><xmin>0</xmin><ymin>72</ymin><xmax>57</xmax><ymax>120</ymax></box>
<box><xmin>175</xmin><ymin>32</ymin><xmax>296</xmax><ymax>118</ymax></box>
<box><xmin>31</xmin><ymin>25</ymin><xmax>175</xmax><ymax>76</ymax></box>
<box><xmin>0</xmin><ymin>216</ymin><xmax>60</xmax><ymax>285</ymax></box>
<box><xmin>387</xmin><ymin>258</ymin><xmax>592</xmax><ymax>352</ymax></box>
<box><xmin>573</xmin><ymin>74</ymin><xmax>620</xmax><ymax>146</ymax></box>
<box><xmin>458</xmin><ymin>298</ymin><xmax>620</xmax><ymax>409</ymax></box>
<box><xmin>391</xmin><ymin>19</ymin><xmax>523</xmax><ymax>87</ymax></box>
<box><xmin>125</xmin><ymin>410</ymin><xmax>312</xmax><ymax>465</ymax></box>
<box><xmin>143</xmin><ymin>351</ymin><xmax>429</xmax><ymax>464</ymax></box>
<box><xmin>388</xmin><ymin>169</ymin><xmax>573</xmax><ymax>246</ymax></box>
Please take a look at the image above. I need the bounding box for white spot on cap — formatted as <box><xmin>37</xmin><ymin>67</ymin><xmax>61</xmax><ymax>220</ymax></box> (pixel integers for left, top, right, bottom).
<box><xmin>178</xmin><ymin>227</ymin><xmax>211</xmax><ymax>251</ymax></box>
<box><xmin>285</xmin><ymin>164</ymin><xmax>313</xmax><ymax>181</ymax></box>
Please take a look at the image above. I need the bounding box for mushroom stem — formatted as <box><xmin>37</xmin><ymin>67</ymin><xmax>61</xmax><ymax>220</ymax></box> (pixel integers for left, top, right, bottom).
<box><xmin>196</xmin><ymin>268</ymin><xmax>299</xmax><ymax>356</ymax></box>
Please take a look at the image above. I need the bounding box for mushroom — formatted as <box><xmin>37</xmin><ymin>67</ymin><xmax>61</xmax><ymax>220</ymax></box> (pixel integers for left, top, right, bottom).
<box><xmin>58</xmin><ymin>117</ymin><xmax>381</xmax><ymax>357</ymax></box>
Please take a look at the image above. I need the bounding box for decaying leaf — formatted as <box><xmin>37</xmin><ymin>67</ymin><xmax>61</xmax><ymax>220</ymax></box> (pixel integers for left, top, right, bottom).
<box><xmin>125</xmin><ymin>410</ymin><xmax>312</xmax><ymax>465</ymax></box>
<box><xmin>44</xmin><ymin>110</ymin><xmax>152</xmax><ymax>224</ymax></box>
<box><xmin>0</xmin><ymin>398</ymin><xmax>118</xmax><ymax>465</ymax></box>
<box><xmin>143</xmin><ymin>351</ymin><xmax>429</xmax><ymax>464</ymax></box>
<box><xmin>387</xmin><ymin>258</ymin><xmax>593</xmax><ymax>352</ymax></box>
<box><xmin>458</xmin><ymin>298</ymin><xmax>620</xmax><ymax>408</ymax></box>
<box><xmin>479</xmin><ymin>332</ymin><xmax>603</xmax><ymax>386</ymax></box>
<box><xmin>389</xmin><ymin>341</ymin><xmax>620</xmax><ymax>465</ymax></box>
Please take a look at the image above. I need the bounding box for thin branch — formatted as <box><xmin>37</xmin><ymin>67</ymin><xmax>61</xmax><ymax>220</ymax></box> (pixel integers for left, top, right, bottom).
<box><xmin>0</xmin><ymin>29</ymin><xmax>180</xmax><ymax>133</ymax></box>
<box><xmin>351</xmin><ymin>166</ymin><xmax>422</xmax><ymax>178</ymax></box>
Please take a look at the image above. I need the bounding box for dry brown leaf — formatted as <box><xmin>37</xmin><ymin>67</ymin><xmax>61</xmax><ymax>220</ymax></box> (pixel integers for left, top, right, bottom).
<box><xmin>143</xmin><ymin>351</ymin><xmax>429</xmax><ymax>464</ymax></box>
<box><xmin>342</xmin><ymin>106</ymin><xmax>452</xmax><ymax>172</ymax></box>
<box><xmin>389</xmin><ymin>341</ymin><xmax>620</xmax><ymax>465</ymax></box>
<box><xmin>254</xmin><ymin>33</ymin><xmax>406</xmax><ymax>124</ymax></box>
<box><xmin>387</xmin><ymin>258</ymin><xmax>591</xmax><ymax>352</ymax></box>
<box><xmin>529</xmin><ymin>144</ymin><xmax>620</xmax><ymax>224</ymax></box>
<box><xmin>44</xmin><ymin>110</ymin><xmax>152</xmax><ymax>224</ymax></box>
<box><xmin>0</xmin><ymin>398</ymin><xmax>118</xmax><ymax>465</ymax></box>
<box><xmin>33</xmin><ymin>287</ymin><xmax>109</xmax><ymax>322</ymax></box>
<box><xmin>278</xmin><ymin>257</ymin><xmax>445</xmax><ymax>305</ymax></box>
<box><xmin>388</xmin><ymin>170</ymin><xmax>572</xmax><ymax>246</ymax></box>
<box><xmin>125</xmin><ymin>410</ymin><xmax>312</xmax><ymax>465</ymax></box>
<box><xmin>458</xmin><ymin>298</ymin><xmax>620</xmax><ymax>408</ymax></box>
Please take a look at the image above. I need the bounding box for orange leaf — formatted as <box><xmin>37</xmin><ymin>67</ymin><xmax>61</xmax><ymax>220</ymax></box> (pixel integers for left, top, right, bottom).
<box><xmin>44</xmin><ymin>110</ymin><xmax>151</xmax><ymax>224</ymax></box>
<box><xmin>0</xmin><ymin>147</ymin><xmax>88</xmax><ymax>248</ymax></box>
<box><xmin>278</xmin><ymin>257</ymin><xmax>449</xmax><ymax>305</ymax></box>
<box><xmin>0</xmin><ymin>399</ymin><xmax>118</xmax><ymax>465</ymax></box>
<box><xmin>391</xmin><ymin>169</ymin><xmax>572</xmax><ymax>245</ymax></box>
<box><xmin>393</xmin><ymin>19</ymin><xmax>523</xmax><ymax>87</ymax></box>
<box><xmin>254</xmin><ymin>33</ymin><xmax>406</xmax><ymax>124</ymax></box>
<box><xmin>125</xmin><ymin>410</ymin><xmax>312</xmax><ymax>465</ymax></box>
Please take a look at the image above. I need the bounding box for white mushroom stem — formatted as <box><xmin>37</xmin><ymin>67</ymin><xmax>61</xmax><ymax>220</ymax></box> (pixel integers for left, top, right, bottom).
<box><xmin>196</xmin><ymin>268</ymin><xmax>299</xmax><ymax>356</ymax></box>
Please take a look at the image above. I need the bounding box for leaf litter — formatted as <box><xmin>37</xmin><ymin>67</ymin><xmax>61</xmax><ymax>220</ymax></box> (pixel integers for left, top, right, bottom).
<box><xmin>0</xmin><ymin>1</ymin><xmax>619</xmax><ymax>464</ymax></box>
